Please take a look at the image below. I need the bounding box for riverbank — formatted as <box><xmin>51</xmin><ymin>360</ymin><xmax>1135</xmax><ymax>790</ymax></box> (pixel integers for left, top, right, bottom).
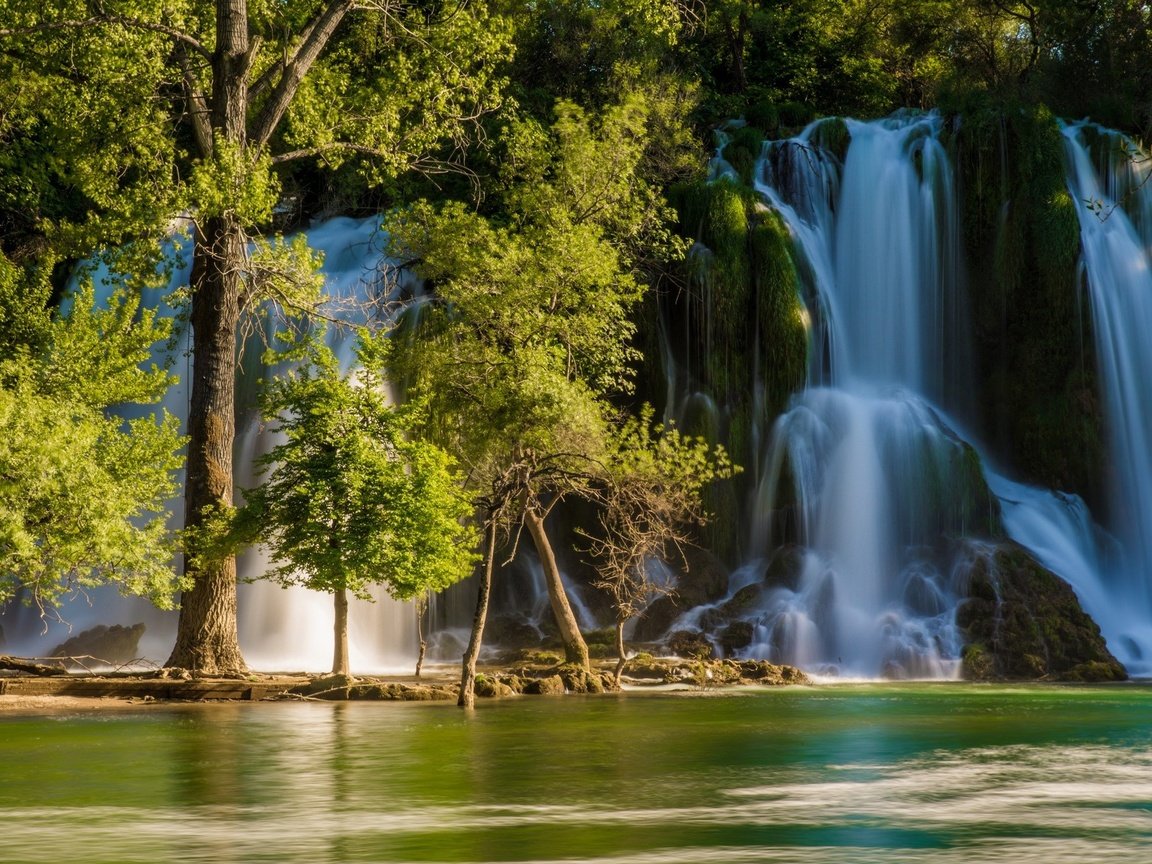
<box><xmin>0</xmin><ymin>656</ymin><xmax>810</xmax><ymax>710</ymax></box>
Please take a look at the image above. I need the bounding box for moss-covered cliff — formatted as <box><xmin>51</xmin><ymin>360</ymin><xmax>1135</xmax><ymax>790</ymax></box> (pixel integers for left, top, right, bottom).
<box><xmin>950</xmin><ymin>104</ymin><xmax>1103</xmax><ymax>509</ymax></box>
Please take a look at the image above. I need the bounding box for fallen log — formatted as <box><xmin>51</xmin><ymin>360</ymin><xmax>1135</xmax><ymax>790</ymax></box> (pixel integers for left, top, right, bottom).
<box><xmin>0</xmin><ymin>655</ymin><xmax>69</xmax><ymax>676</ymax></box>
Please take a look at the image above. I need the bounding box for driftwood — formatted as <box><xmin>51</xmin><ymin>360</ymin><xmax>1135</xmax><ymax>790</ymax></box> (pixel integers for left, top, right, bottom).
<box><xmin>0</xmin><ymin>655</ymin><xmax>69</xmax><ymax>676</ymax></box>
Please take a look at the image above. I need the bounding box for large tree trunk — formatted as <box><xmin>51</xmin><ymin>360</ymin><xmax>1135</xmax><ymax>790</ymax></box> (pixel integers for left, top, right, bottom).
<box><xmin>166</xmin><ymin>217</ymin><xmax>248</xmax><ymax>675</ymax></box>
<box><xmin>459</xmin><ymin>516</ymin><xmax>498</xmax><ymax>709</ymax></box>
<box><xmin>166</xmin><ymin>0</ymin><xmax>250</xmax><ymax>674</ymax></box>
<box><xmin>524</xmin><ymin>508</ymin><xmax>590</xmax><ymax>669</ymax></box>
<box><xmin>332</xmin><ymin>586</ymin><xmax>350</xmax><ymax>676</ymax></box>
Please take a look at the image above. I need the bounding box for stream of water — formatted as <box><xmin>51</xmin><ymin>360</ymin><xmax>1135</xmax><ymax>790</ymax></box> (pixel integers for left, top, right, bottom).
<box><xmin>3</xmin><ymin>685</ymin><xmax>1150</xmax><ymax>863</ymax></box>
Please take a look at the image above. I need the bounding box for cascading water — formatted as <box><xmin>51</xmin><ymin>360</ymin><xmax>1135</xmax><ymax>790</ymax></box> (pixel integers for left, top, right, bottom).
<box><xmin>731</xmin><ymin>114</ymin><xmax>982</xmax><ymax>677</ymax></box>
<box><xmin>710</xmin><ymin>112</ymin><xmax>1152</xmax><ymax>678</ymax></box>
<box><xmin>1026</xmin><ymin>123</ymin><xmax>1152</xmax><ymax>674</ymax></box>
<box><xmin>2</xmin><ymin>216</ymin><xmax>423</xmax><ymax>672</ymax></box>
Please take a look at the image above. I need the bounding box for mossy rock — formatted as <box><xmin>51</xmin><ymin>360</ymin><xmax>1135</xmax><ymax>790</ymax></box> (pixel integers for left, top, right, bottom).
<box><xmin>809</xmin><ymin>117</ymin><xmax>851</xmax><ymax>163</ymax></box>
<box><xmin>717</xmin><ymin>583</ymin><xmax>766</xmax><ymax>619</ymax></box>
<box><xmin>294</xmin><ymin>674</ymin><xmax>356</xmax><ymax>699</ymax></box>
<box><xmin>960</xmin><ymin>643</ymin><xmax>996</xmax><ymax>681</ymax></box>
<box><xmin>735</xmin><ymin>660</ymin><xmax>809</xmax><ymax>685</ymax></box>
<box><xmin>507</xmin><ymin>648</ymin><xmax>564</xmax><ymax>667</ymax></box>
<box><xmin>474</xmin><ymin>675</ymin><xmax>518</xmax><ymax>698</ymax></box>
<box><xmin>622</xmin><ymin>655</ymin><xmax>671</xmax><ymax>680</ymax></box>
<box><xmin>667</xmin><ymin>629</ymin><xmax>715</xmax><ymax>660</ymax></box>
<box><xmin>524</xmin><ymin>674</ymin><xmax>566</xmax><ymax>695</ymax></box>
<box><xmin>956</xmin><ymin>541</ymin><xmax>1126</xmax><ymax>681</ymax></box>
<box><xmin>51</xmin><ymin>623</ymin><xmax>146</xmax><ymax>666</ymax></box>
<box><xmin>485</xmin><ymin>614</ymin><xmax>543</xmax><ymax>650</ymax></box>
<box><xmin>633</xmin><ymin>595</ymin><xmax>683</xmax><ymax>642</ymax></box>
<box><xmin>350</xmin><ymin>683</ymin><xmax>454</xmax><ymax>701</ymax></box>
<box><xmin>722</xmin><ymin>126</ymin><xmax>766</xmax><ymax>186</ymax></box>
<box><xmin>763</xmin><ymin>544</ymin><xmax>807</xmax><ymax>590</ymax></box>
<box><xmin>719</xmin><ymin>621</ymin><xmax>754</xmax><ymax>656</ymax></box>
<box><xmin>634</xmin><ymin>545</ymin><xmax>732</xmax><ymax>642</ymax></box>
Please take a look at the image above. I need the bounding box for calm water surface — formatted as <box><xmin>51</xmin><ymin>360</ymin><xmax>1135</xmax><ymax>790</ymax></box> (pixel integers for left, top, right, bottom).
<box><xmin>3</xmin><ymin>684</ymin><xmax>1151</xmax><ymax>863</ymax></box>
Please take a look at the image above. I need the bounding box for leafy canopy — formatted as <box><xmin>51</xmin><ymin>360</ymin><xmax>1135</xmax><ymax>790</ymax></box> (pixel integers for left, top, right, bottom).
<box><xmin>234</xmin><ymin>338</ymin><xmax>477</xmax><ymax>602</ymax></box>
<box><xmin>0</xmin><ymin>253</ymin><xmax>185</xmax><ymax>615</ymax></box>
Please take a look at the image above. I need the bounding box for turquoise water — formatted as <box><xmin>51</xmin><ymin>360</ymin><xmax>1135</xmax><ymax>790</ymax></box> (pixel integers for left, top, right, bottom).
<box><xmin>3</xmin><ymin>684</ymin><xmax>1151</xmax><ymax>863</ymax></box>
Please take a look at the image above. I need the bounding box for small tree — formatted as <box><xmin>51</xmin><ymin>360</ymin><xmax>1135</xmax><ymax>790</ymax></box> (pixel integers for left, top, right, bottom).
<box><xmin>587</xmin><ymin>408</ymin><xmax>737</xmax><ymax>684</ymax></box>
<box><xmin>231</xmin><ymin>338</ymin><xmax>477</xmax><ymax>678</ymax></box>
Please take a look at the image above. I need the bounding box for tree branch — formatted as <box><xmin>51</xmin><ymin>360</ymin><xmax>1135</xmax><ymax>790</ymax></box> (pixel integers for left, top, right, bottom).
<box><xmin>270</xmin><ymin>142</ymin><xmax>393</xmax><ymax>164</ymax></box>
<box><xmin>175</xmin><ymin>46</ymin><xmax>214</xmax><ymax>159</ymax></box>
<box><xmin>249</xmin><ymin>0</ymin><xmax>356</xmax><ymax>148</ymax></box>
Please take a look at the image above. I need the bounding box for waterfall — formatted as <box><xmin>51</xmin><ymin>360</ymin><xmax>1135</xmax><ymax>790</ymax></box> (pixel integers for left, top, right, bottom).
<box><xmin>1037</xmin><ymin>123</ymin><xmax>1152</xmax><ymax>674</ymax></box>
<box><xmin>736</xmin><ymin>113</ymin><xmax>1152</xmax><ymax>677</ymax></box>
<box><xmin>740</xmin><ymin>114</ymin><xmax>979</xmax><ymax>677</ymax></box>
<box><xmin>3</xmin><ymin>216</ymin><xmax>422</xmax><ymax>673</ymax></box>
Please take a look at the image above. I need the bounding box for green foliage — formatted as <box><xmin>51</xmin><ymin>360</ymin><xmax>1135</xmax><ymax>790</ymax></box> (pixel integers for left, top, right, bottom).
<box><xmin>590</xmin><ymin>405</ymin><xmax>738</xmax><ymax>621</ymax></box>
<box><xmin>0</xmin><ymin>255</ymin><xmax>185</xmax><ymax>613</ymax></box>
<box><xmin>384</xmin><ymin>98</ymin><xmax>666</xmax><ymax>489</ymax></box>
<box><xmin>188</xmin><ymin>140</ymin><xmax>279</xmax><ymax>225</ymax></box>
<box><xmin>235</xmin><ymin>340</ymin><xmax>477</xmax><ymax>602</ymax></box>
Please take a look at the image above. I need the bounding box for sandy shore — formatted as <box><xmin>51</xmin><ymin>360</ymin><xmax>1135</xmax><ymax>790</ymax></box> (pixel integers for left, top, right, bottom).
<box><xmin>0</xmin><ymin>694</ymin><xmax>157</xmax><ymax>713</ymax></box>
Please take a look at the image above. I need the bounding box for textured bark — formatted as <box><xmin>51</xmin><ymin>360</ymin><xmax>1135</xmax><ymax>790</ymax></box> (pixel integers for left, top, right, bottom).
<box><xmin>167</xmin><ymin>0</ymin><xmax>251</xmax><ymax>674</ymax></box>
<box><xmin>167</xmin><ymin>217</ymin><xmax>247</xmax><ymax>675</ymax></box>
<box><xmin>332</xmin><ymin>587</ymin><xmax>350</xmax><ymax>676</ymax></box>
<box><xmin>524</xmin><ymin>508</ymin><xmax>590</xmax><ymax>669</ymax></box>
<box><xmin>415</xmin><ymin>597</ymin><xmax>427</xmax><ymax>677</ymax></box>
<box><xmin>213</xmin><ymin>0</ymin><xmax>250</xmax><ymax>140</ymax></box>
<box><xmin>458</xmin><ymin>517</ymin><xmax>497</xmax><ymax>709</ymax></box>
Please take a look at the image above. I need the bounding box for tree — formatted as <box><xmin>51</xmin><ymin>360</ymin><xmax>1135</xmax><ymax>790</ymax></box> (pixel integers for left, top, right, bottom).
<box><xmin>385</xmin><ymin>96</ymin><xmax>682</xmax><ymax>702</ymax></box>
<box><xmin>0</xmin><ymin>0</ymin><xmax>512</xmax><ymax>673</ymax></box>
<box><xmin>222</xmin><ymin>338</ymin><xmax>476</xmax><ymax>678</ymax></box>
<box><xmin>585</xmin><ymin>408</ymin><xmax>736</xmax><ymax>684</ymax></box>
<box><xmin>0</xmin><ymin>253</ymin><xmax>185</xmax><ymax>621</ymax></box>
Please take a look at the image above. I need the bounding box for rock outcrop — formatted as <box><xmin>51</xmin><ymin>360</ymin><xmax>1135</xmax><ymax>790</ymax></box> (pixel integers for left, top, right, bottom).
<box><xmin>957</xmin><ymin>542</ymin><xmax>1126</xmax><ymax>681</ymax></box>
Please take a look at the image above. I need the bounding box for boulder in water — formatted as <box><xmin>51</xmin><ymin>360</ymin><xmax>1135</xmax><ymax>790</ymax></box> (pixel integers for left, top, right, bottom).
<box><xmin>957</xmin><ymin>542</ymin><xmax>1126</xmax><ymax>681</ymax></box>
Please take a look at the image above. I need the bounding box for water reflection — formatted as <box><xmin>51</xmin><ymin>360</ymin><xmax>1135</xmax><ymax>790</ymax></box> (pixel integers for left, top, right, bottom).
<box><xmin>2</xmin><ymin>687</ymin><xmax>1152</xmax><ymax>863</ymax></box>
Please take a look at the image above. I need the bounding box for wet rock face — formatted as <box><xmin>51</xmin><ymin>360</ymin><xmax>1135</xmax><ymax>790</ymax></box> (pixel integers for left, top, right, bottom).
<box><xmin>633</xmin><ymin>547</ymin><xmax>731</xmax><ymax>642</ymax></box>
<box><xmin>50</xmin><ymin>623</ymin><xmax>146</xmax><ymax>666</ymax></box>
<box><xmin>957</xmin><ymin>542</ymin><xmax>1126</xmax><ymax>682</ymax></box>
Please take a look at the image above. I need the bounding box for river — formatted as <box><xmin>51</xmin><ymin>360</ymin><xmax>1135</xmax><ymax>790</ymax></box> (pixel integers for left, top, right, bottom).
<box><xmin>3</xmin><ymin>684</ymin><xmax>1150</xmax><ymax>863</ymax></box>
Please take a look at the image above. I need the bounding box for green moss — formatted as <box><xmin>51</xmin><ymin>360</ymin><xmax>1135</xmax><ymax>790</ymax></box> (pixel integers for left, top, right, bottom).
<box><xmin>957</xmin><ymin>542</ymin><xmax>1126</xmax><ymax>681</ymax></box>
<box><xmin>703</xmin><ymin>475</ymin><xmax>741</xmax><ymax>565</ymax></box>
<box><xmin>778</xmin><ymin>101</ymin><xmax>815</xmax><ymax>129</ymax></box>
<box><xmin>953</xmin><ymin>103</ymin><xmax>1102</xmax><ymax>506</ymax></box>
<box><xmin>809</xmin><ymin>117</ymin><xmax>851</xmax><ymax>163</ymax></box>
<box><xmin>750</xmin><ymin>211</ymin><xmax>808</xmax><ymax>417</ymax></box>
<box><xmin>722</xmin><ymin>126</ymin><xmax>766</xmax><ymax>186</ymax></box>
<box><xmin>745</xmin><ymin>99</ymin><xmax>780</xmax><ymax>136</ymax></box>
